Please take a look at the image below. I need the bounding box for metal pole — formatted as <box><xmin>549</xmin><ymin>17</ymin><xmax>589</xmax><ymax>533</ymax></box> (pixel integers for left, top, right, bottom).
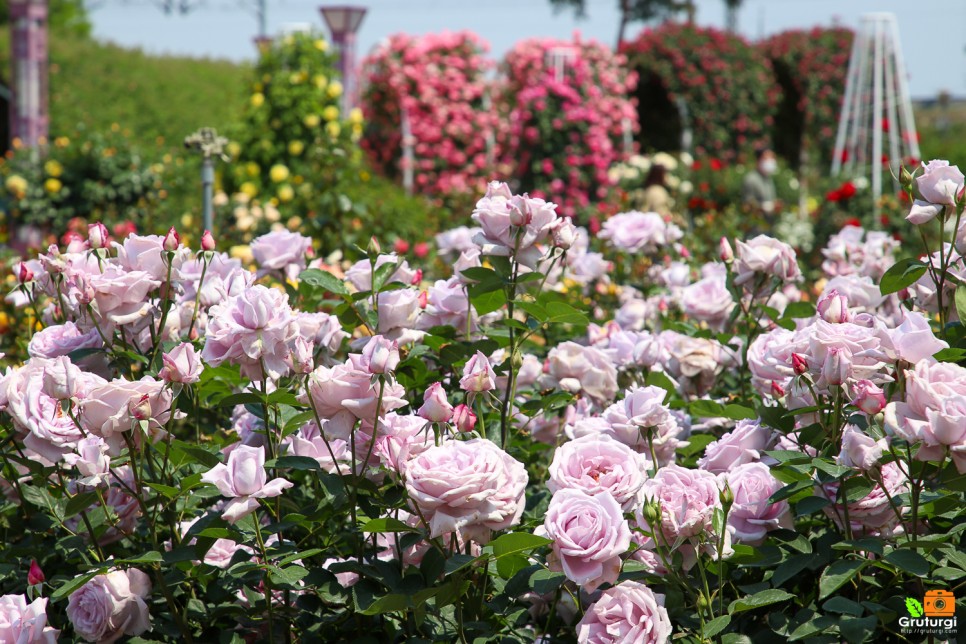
<box><xmin>872</xmin><ymin>17</ymin><xmax>884</xmax><ymax>225</ymax></box>
<box><xmin>202</xmin><ymin>157</ymin><xmax>214</xmax><ymax>233</ymax></box>
<box><xmin>9</xmin><ymin>0</ymin><xmax>49</xmax><ymax>148</ymax></box>
<box><xmin>883</xmin><ymin>27</ymin><xmax>901</xmax><ymax>193</ymax></box>
<box><xmin>401</xmin><ymin>108</ymin><xmax>414</xmax><ymax>195</ymax></box>
<box><xmin>831</xmin><ymin>26</ymin><xmax>862</xmax><ymax>176</ymax></box>
<box><xmin>890</xmin><ymin>16</ymin><xmax>921</xmax><ymax>163</ymax></box>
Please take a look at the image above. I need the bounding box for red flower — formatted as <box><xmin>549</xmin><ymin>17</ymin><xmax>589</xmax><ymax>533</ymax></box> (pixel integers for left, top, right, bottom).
<box><xmin>839</xmin><ymin>181</ymin><xmax>856</xmax><ymax>200</ymax></box>
<box><xmin>844</xmin><ymin>217</ymin><xmax>862</xmax><ymax>227</ymax></box>
<box><xmin>826</xmin><ymin>189</ymin><xmax>842</xmax><ymax>203</ymax></box>
<box><xmin>710</xmin><ymin>158</ymin><xmax>723</xmax><ymax>171</ymax></box>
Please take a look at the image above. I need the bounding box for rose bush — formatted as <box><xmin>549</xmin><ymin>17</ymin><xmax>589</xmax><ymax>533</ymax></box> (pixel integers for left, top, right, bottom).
<box><xmin>0</xmin><ymin>159</ymin><xmax>963</xmax><ymax>644</ymax></box>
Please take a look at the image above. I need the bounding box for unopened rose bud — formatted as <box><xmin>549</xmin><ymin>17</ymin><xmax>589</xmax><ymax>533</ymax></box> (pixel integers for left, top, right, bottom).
<box><xmin>163</xmin><ymin>227</ymin><xmax>180</xmax><ymax>251</ymax></box>
<box><xmin>852</xmin><ymin>379</ymin><xmax>886</xmax><ymax>415</ymax></box>
<box><xmin>770</xmin><ymin>381</ymin><xmax>785</xmax><ymax>398</ymax></box>
<box><xmin>88</xmin><ymin>222</ymin><xmax>109</xmax><ymax>250</ymax></box>
<box><xmin>822</xmin><ymin>347</ymin><xmax>851</xmax><ymax>386</ymax></box>
<box><xmin>411</xmin><ymin>269</ymin><xmax>423</xmax><ymax>286</ymax></box>
<box><xmin>899</xmin><ymin>164</ymin><xmax>914</xmax><ymax>188</ymax></box>
<box><xmin>791</xmin><ymin>353</ymin><xmax>809</xmax><ymax>376</ymax></box>
<box><xmin>641</xmin><ymin>500</ymin><xmax>661</xmax><ymax>527</ymax></box>
<box><xmin>417</xmin><ymin>382</ymin><xmax>453</xmax><ymax>422</ymax></box>
<box><xmin>551</xmin><ymin>217</ymin><xmax>577</xmax><ymax>249</ymax></box>
<box><xmin>509</xmin><ymin>196</ymin><xmax>533</xmax><ymax>227</ymax></box>
<box><xmin>418</xmin><ymin>291</ymin><xmax>428</xmax><ymax>309</ymax></box>
<box><xmin>366</xmin><ymin>236</ymin><xmax>381</xmax><ymax>258</ymax></box>
<box><xmin>28</xmin><ymin>560</ymin><xmax>45</xmax><ymax>586</ymax></box>
<box><xmin>720</xmin><ymin>483</ymin><xmax>734</xmax><ymax>509</ymax></box>
<box><xmin>394</xmin><ymin>239</ymin><xmax>410</xmax><ymax>255</ymax></box>
<box><xmin>719</xmin><ymin>237</ymin><xmax>734</xmax><ymax>263</ymax></box>
<box><xmin>459</xmin><ymin>351</ymin><xmax>496</xmax><ymax>392</ymax></box>
<box><xmin>452</xmin><ymin>404</ymin><xmax>477</xmax><ymax>432</ymax></box>
<box><xmin>817</xmin><ymin>290</ymin><xmax>850</xmax><ymax>323</ymax></box>
<box><xmin>289</xmin><ymin>336</ymin><xmax>315</xmax><ymax>375</ymax></box>
<box><xmin>413</xmin><ymin>242</ymin><xmax>429</xmax><ymax>259</ymax></box>
<box><xmin>362</xmin><ymin>335</ymin><xmax>400</xmax><ymax>375</ymax></box>
<box><xmin>17</xmin><ymin>262</ymin><xmax>33</xmax><ymax>284</ymax></box>
<box><xmin>201</xmin><ymin>229</ymin><xmax>216</xmax><ymax>252</ymax></box>
<box><xmin>129</xmin><ymin>394</ymin><xmax>153</xmax><ymax>422</ymax></box>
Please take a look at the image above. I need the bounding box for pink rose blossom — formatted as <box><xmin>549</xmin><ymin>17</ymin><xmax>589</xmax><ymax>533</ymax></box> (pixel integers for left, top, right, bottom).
<box><xmin>837</xmin><ymin>425</ymin><xmax>887</xmax><ymax>470</ymax></box>
<box><xmin>418</xmin><ymin>382</ymin><xmax>454</xmax><ymax>422</ymax></box>
<box><xmin>852</xmin><ymin>380</ymin><xmax>887</xmax><ymax>415</ymax></box>
<box><xmin>460</xmin><ymin>351</ymin><xmax>496</xmax><ymax>393</ymax></box>
<box><xmin>27</xmin><ymin>322</ymin><xmax>102</xmax><ymax>359</ymax></box>
<box><xmin>545</xmin><ymin>342</ymin><xmax>619</xmax><ymax>403</ymax></box>
<box><xmin>638</xmin><ymin>464</ymin><xmax>721</xmax><ymax>541</ymax></box>
<box><xmin>722</xmin><ymin>462</ymin><xmax>791</xmax><ymax>545</ymax></box>
<box><xmin>0</xmin><ymin>595</ymin><xmax>59</xmax><ymax>643</ymax></box>
<box><xmin>697</xmin><ymin>419</ymin><xmax>775</xmax><ymax>474</ymax></box>
<box><xmin>452</xmin><ymin>404</ymin><xmax>477</xmax><ymax>432</ymax></box>
<box><xmin>160</xmin><ymin>342</ymin><xmax>203</xmax><ymax>384</ymax></box>
<box><xmin>63</xmin><ymin>436</ymin><xmax>111</xmax><ymax>486</ymax></box>
<box><xmin>251</xmin><ymin>230</ymin><xmax>312</xmax><ymax>279</ymax></box>
<box><xmin>916</xmin><ymin>160</ymin><xmax>964</xmax><ymax>206</ymax></box>
<box><xmin>201</xmin><ymin>445</ymin><xmax>293</xmax><ymax>523</ymax></box>
<box><xmin>78</xmin><ymin>377</ymin><xmax>172</xmax><ymax>452</ymax></box>
<box><xmin>66</xmin><ymin>568</ymin><xmax>151</xmax><ymax>643</ymax></box>
<box><xmin>576</xmin><ymin>581</ymin><xmax>672</xmax><ymax>644</ymax></box>
<box><xmin>548</xmin><ymin>434</ymin><xmax>648</xmax><ymax>510</ymax></box>
<box><xmin>599</xmin><ymin>211</ymin><xmax>682</xmax><ymax>254</ymax></box>
<box><xmin>734</xmin><ymin>235</ymin><xmax>802</xmax><ymax>289</ymax></box>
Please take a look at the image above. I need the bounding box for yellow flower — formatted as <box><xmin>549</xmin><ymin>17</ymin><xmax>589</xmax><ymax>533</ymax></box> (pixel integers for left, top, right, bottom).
<box><xmin>240</xmin><ymin>181</ymin><xmax>259</xmax><ymax>198</ymax></box>
<box><xmin>269</xmin><ymin>164</ymin><xmax>290</xmax><ymax>183</ymax></box>
<box><xmin>44</xmin><ymin>178</ymin><xmax>63</xmax><ymax>193</ymax></box>
<box><xmin>327</xmin><ymin>81</ymin><xmax>343</xmax><ymax>98</ymax></box>
<box><xmin>5</xmin><ymin>175</ymin><xmax>28</xmax><ymax>197</ymax></box>
<box><xmin>322</xmin><ymin>105</ymin><xmax>340</xmax><ymax>122</ymax></box>
<box><xmin>0</xmin><ymin>310</ymin><xmax>14</xmax><ymax>332</ymax></box>
<box><xmin>277</xmin><ymin>185</ymin><xmax>294</xmax><ymax>202</ymax></box>
<box><xmin>313</xmin><ymin>74</ymin><xmax>328</xmax><ymax>90</ymax></box>
<box><xmin>349</xmin><ymin>107</ymin><xmax>364</xmax><ymax>124</ymax></box>
<box><xmin>230</xmin><ymin>245</ymin><xmax>254</xmax><ymax>263</ymax></box>
<box><xmin>288</xmin><ymin>140</ymin><xmax>305</xmax><ymax>156</ymax></box>
<box><xmin>360</xmin><ymin>170</ymin><xmax>371</xmax><ymax>181</ymax></box>
<box><xmin>246</xmin><ymin>162</ymin><xmax>260</xmax><ymax>177</ymax></box>
<box><xmin>289</xmin><ymin>72</ymin><xmax>302</xmax><ymax>85</ymax></box>
<box><xmin>44</xmin><ymin>160</ymin><xmax>63</xmax><ymax>177</ymax></box>
<box><xmin>54</xmin><ymin>136</ymin><xmax>70</xmax><ymax>148</ymax></box>
<box><xmin>351</xmin><ymin>123</ymin><xmax>363</xmax><ymax>138</ymax></box>
<box><xmin>181</xmin><ymin>213</ymin><xmax>194</xmax><ymax>228</ymax></box>
<box><xmin>251</xmin><ymin>92</ymin><xmax>265</xmax><ymax>108</ymax></box>
<box><xmin>287</xmin><ymin>216</ymin><xmax>303</xmax><ymax>230</ymax></box>
<box><xmin>326</xmin><ymin>122</ymin><xmax>341</xmax><ymax>138</ymax></box>
<box><xmin>110</xmin><ymin>123</ymin><xmax>120</xmax><ymax>133</ymax></box>
<box><xmin>313</xmin><ymin>39</ymin><xmax>328</xmax><ymax>52</ymax></box>
<box><xmin>227</xmin><ymin>142</ymin><xmax>241</xmax><ymax>158</ymax></box>
<box><xmin>303</xmin><ymin>114</ymin><xmax>320</xmax><ymax>128</ymax></box>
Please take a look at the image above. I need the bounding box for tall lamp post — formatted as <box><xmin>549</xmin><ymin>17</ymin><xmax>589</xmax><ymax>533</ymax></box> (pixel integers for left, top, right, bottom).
<box><xmin>9</xmin><ymin>0</ymin><xmax>49</xmax><ymax>148</ymax></box>
<box><xmin>319</xmin><ymin>5</ymin><xmax>367</xmax><ymax>115</ymax></box>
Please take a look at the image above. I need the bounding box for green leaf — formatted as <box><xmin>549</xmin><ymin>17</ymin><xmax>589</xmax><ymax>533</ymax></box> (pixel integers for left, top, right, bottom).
<box><xmin>728</xmin><ymin>589</ymin><xmax>796</xmax><ymax>613</ymax></box>
<box><xmin>460</xmin><ymin>266</ymin><xmax>500</xmax><ymax>283</ymax></box>
<box><xmin>884</xmin><ymin>549</ymin><xmax>930</xmax><ymax>576</ymax></box>
<box><xmin>299</xmin><ymin>268</ymin><xmax>348</xmax><ymax>296</ymax></box>
<box><xmin>372</xmin><ymin>260</ymin><xmax>401</xmax><ymax>293</ymax></box>
<box><xmin>360</xmin><ymin>517</ymin><xmax>418</xmax><ymax>533</ymax></box>
<box><xmin>879</xmin><ymin>258</ymin><xmax>928</xmax><ymax>295</ymax></box>
<box><xmin>545</xmin><ymin>301</ymin><xmax>588</xmax><ymax>325</ymax></box>
<box><xmin>444</xmin><ymin>554</ymin><xmax>479</xmax><ymax>577</ymax></box>
<box><xmin>51</xmin><ymin>570</ymin><xmax>102</xmax><ymax>600</ymax></box>
<box><xmin>646</xmin><ymin>370</ymin><xmax>677</xmax><ymax>397</ymax></box>
<box><xmin>496</xmin><ymin>554</ymin><xmax>530</xmax><ymax>580</ymax></box>
<box><xmin>823</xmin><ymin>596</ymin><xmax>865</xmax><ymax>616</ymax></box>
<box><xmin>64</xmin><ymin>491</ymin><xmax>98</xmax><ymax>519</ymax></box>
<box><xmin>529</xmin><ymin>569</ymin><xmax>566</xmax><ymax>595</ymax></box>
<box><xmin>838</xmin><ymin>615</ymin><xmax>878</xmax><ymax>643</ymax></box>
<box><xmin>119</xmin><ymin>551</ymin><xmax>163</xmax><ymax>564</ymax></box>
<box><xmin>933</xmin><ymin>347</ymin><xmax>966</xmax><ymax>363</ymax></box>
<box><xmin>782</xmin><ymin>301</ymin><xmax>816</xmax><ymax>319</ymax></box>
<box><xmin>267</xmin><ymin>564</ymin><xmax>308</xmax><ymax>587</ymax></box>
<box><xmin>904</xmin><ymin>597</ymin><xmax>924</xmax><ymax>618</ymax></box>
<box><xmin>170</xmin><ymin>440</ymin><xmax>222</xmax><ymax>468</ymax></box>
<box><xmin>355</xmin><ymin>591</ymin><xmax>412</xmax><ymax>615</ymax></box>
<box><xmin>689</xmin><ymin>400</ymin><xmax>756</xmax><ymax>420</ymax></box>
<box><xmin>703</xmin><ymin>615</ymin><xmax>732</xmax><ymax>638</ymax></box>
<box><xmin>470</xmin><ymin>288</ymin><xmax>507</xmax><ymax>316</ymax></box>
<box><xmin>956</xmin><ymin>285</ymin><xmax>966</xmax><ymax>328</ymax></box>
<box><xmin>270</xmin><ymin>456</ymin><xmax>322</xmax><ymax>471</ymax></box>
<box><xmin>144</xmin><ymin>482</ymin><xmax>181</xmax><ymax>499</ymax></box>
<box><xmin>20</xmin><ymin>485</ymin><xmax>65</xmax><ymax>521</ymax></box>
<box><xmin>489</xmin><ymin>532</ymin><xmax>552</xmax><ymax>559</ymax></box>
<box><xmin>819</xmin><ymin>559</ymin><xmax>866</xmax><ymax>599</ymax></box>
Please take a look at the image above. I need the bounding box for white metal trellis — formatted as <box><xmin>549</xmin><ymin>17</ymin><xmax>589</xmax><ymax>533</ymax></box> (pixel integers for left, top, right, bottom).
<box><xmin>831</xmin><ymin>13</ymin><xmax>920</xmax><ymax>224</ymax></box>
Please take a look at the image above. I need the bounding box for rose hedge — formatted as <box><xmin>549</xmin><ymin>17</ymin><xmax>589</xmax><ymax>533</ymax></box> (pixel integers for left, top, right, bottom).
<box><xmin>622</xmin><ymin>23</ymin><xmax>780</xmax><ymax>161</ymax></box>
<box><xmin>759</xmin><ymin>27</ymin><xmax>854</xmax><ymax>167</ymax></box>
<box><xmin>495</xmin><ymin>35</ymin><xmax>638</xmax><ymax>218</ymax></box>
<box><xmin>0</xmin><ymin>160</ymin><xmax>964</xmax><ymax>642</ymax></box>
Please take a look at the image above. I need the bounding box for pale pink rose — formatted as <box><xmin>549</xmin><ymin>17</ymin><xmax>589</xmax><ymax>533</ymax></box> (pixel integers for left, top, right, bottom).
<box><xmin>178</xmin><ymin>253</ymin><xmax>254</xmax><ymax>309</ymax></box>
<box><xmin>837</xmin><ymin>425</ymin><xmax>887</xmax><ymax>470</ymax></box>
<box><xmin>541</xmin><ymin>488</ymin><xmax>631</xmax><ymax>591</ymax></box>
<box><xmin>88</xmin><ymin>222</ymin><xmax>109</xmax><ymax>249</ymax></box>
<box><xmin>344</xmin><ymin>254</ymin><xmax>418</xmax><ymax>292</ymax></box>
<box><xmin>88</xmin><ymin>265</ymin><xmax>161</xmax><ymax>328</ymax></box>
<box><xmin>805</xmin><ymin>320</ymin><xmax>888</xmax><ymax>390</ymax></box>
<box><xmin>822</xmin><ymin>276</ymin><xmax>884</xmax><ymax>314</ymax></box>
<box><xmin>302</xmin><ymin>357</ymin><xmax>407</xmax><ymax>423</ymax></box>
<box><xmin>41</xmin><ymin>355</ymin><xmax>84</xmax><ymax>400</ymax></box>
<box><xmin>288</xmin><ymin>336</ymin><xmax>315</xmax><ymax>375</ymax></box>
<box><xmin>602</xmin><ymin>386</ymin><xmax>685</xmax><ymax>464</ymax></box>
<box><xmin>202</xmin><ymin>538</ymin><xmax>255</xmax><ymax>569</ymax></box>
<box><xmin>435</xmin><ymin>226</ymin><xmax>482</xmax><ymax>258</ymax></box>
<box><xmin>27</xmin><ymin>322</ymin><xmax>102</xmax><ymax>359</ymax></box>
<box><xmin>516</xmin><ymin>353</ymin><xmax>544</xmax><ymax>388</ymax></box>
<box><xmin>452</xmin><ymin>248</ymin><xmax>482</xmax><ymax>285</ymax></box>
<box><xmin>816</xmin><ymin>289</ymin><xmax>850</xmax><ymax>323</ymax></box>
<box><xmin>471</xmin><ymin>182</ymin><xmax>559</xmax><ymax>268</ymax></box>
<box><xmin>66</xmin><ymin>568</ymin><xmax>151</xmax><ymax>643</ymax></box>
<box><xmin>821</xmin><ymin>346</ymin><xmax>851</xmax><ymax>386</ymax></box>
<box><xmin>114</xmin><ymin>233</ymin><xmax>188</xmax><ymax>281</ymax></box>
<box><xmin>819</xmin><ymin>461</ymin><xmax>908</xmax><ymax>536</ymax></box>
<box><xmin>679</xmin><ymin>275</ymin><xmax>734</xmax><ymax>331</ymax></box>
<box><xmin>576</xmin><ymin>581</ymin><xmax>672</xmax><ymax>644</ymax></box>
<box><xmin>417</xmin><ymin>382</ymin><xmax>454</xmax><ymax>422</ymax></box>
<box><xmin>452</xmin><ymin>404</ymin><xmax>477</xmax><ymax>432</ymax></box>
<box><xmin>418</xmin><ymin>277</ymin><xmax>476</xmax><ymax>331</ymax></box>
<box><xmin>322</xmin><ymin>558</ymin><xmax>360</xmax><ymax>588</ymax></box>
<box><xmin>890</xmin><ymin>311</ymin><xmax>948</xmax><ymax>364</ymax></box>
<box><xmin>660</xmin><ymin>331</ymin><xmax>736</xmax><ymax>397</ymax></box>
<box><xmin>697</xmin><ymin>419</ymin><xmax>775</xmax><ymax>474</ymax></box>
<box><xmin>284</xmin><ymin>421</ymin><xmax>351</xmax><ymax>475</ymax></box>
<box><xmin>545</xmin><ymin>342</ymin><xmax>619</xmax><ymax>403</ymax></box>
<box><xmin>851</xmin><ymin>380</ymin><xmax>887</xmax><ymax>415</ymax></box>
<box><xmin>201</xmin><ymin>285</ymin><xmax>300</xmax><ymax>380</ymax></box>
<box><xmin>377</xmin><ymin>289</ymin><xmax>422</xmax><ymax>333</ymax></box>
<box><xmin>599</xmin><ymin>211</ymin><xmax>682</xmax><ymax>254</ymax></box>
<box><xmin>404</xmin><ymin>438</ymin><xmax>527</xmax><ymax>543</ymax></box>
<box><xmin>734</xmin><ymin>235</ymin><xmax>802</xmax><ymax>289</ymax></box>
<box><xmin>0</xmin><ymin>595</ymin><xmax>59</xmax><ymax>643</ymax></box>
<box><xmin>250</xmin><ymin>230</ymin><xmax>312</xmax><ymax>278</ymax></box>
<box><xmin>460</xmin><ymin>351</ymin><xmax>496</xmax><ymax>392</ymax></box>
<box><xmin>160</xmin><ymin>342</ymin><xmax>203</xmax><ymax>384</ymax></box>
<box><xmin>201</xmin><ymin>445</ymin><xmax>293</xmax><ymax>523</ymax></box>
<box><xmin>884</xmin><ymin>359</ymin><xmax>966</xmax><ymax>472</ymax></box>
<box><xmin>916</xmin><ymin>160</ymin><xmax>964</xmax><ymax>206</ymax></box>
<box><xmin>63</xmin><ymin>436</ymin><xmax>111</xmax><ymax>486</ymax></box>
<box><xmin>548</xmin><ymin>434</ymin><xmax>648</xmax><ymax>510</ymax></box>
<box><xmin>296</xmin><ymin>312</ymin><xmax>348</xmax><ymax>354</ymax></box>
<box><xmin>722</xmin><ymin>462</ymin><xmax>791</xmax><ymax>545</ymax></box>
<box><xmin>747</xmin><ymin>327</ymin><xmax>803</xmax><ymax>396</ymax></box>
<box><xmin>78</xmin><ymin>377</ymin><xmax>171</xmax><ymax>451</ymax></box>
<box><xmin>361</xmin><ymin>335</ymin><xmax>400</xmax><ymax>374</ymax></box>
<box><xmin>372</xmin><ymin>412</ymin><xmax>433</xmax><ymax>473</ymax></box>
<box><xmin>907</xmin><ymin>200</ymin><xmax>943</xmax><ymax>225</ymax></box>
<box><xmin>638</xmin><ymin>464</ymin><xmax>721</xmax><ymax>541</ymax></box>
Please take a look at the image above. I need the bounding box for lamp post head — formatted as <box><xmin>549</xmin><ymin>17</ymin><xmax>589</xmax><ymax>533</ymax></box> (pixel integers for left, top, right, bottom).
<box><xmin>319</xmin><ymin>5</ymin><xmax>367</xmax><ymax>40</ymax></box>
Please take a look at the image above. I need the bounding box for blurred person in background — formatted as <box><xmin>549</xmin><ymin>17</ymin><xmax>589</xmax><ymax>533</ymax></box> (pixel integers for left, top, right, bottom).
<box><xmin>642</xmin><ymin>163</ymin><xmax>673</xmax><ymax>217</ymax></box>
<box><xmin>741</xmin><ymin>148</ymin><xmax>778</xmax><ymax>218</ymax></box>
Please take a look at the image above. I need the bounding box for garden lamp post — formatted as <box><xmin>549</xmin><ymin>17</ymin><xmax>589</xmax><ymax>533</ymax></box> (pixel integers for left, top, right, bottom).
<box><xmin>319</xmin><ymin>5</ymin><xmax>367</xmax><ymax>115</ymax></box>
<box><xmin>9</xmin><ymin>0</ymin><xmax>49</xmax><ymax>149</ymax></box>
<box><xmin>184</xmin><ymin>128</ymin><xmax>230</xmax><ymax>235</ymax></box>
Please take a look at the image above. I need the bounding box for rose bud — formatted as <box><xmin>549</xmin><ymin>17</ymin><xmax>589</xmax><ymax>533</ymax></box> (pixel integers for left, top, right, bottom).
<box><xmin>552</xmin><ymin>217</ymin><xmax>577</xmax><ymax>249</ymax></box>
<box><xmin>719</xmin><ymin>237</ymin><xmax>734</xmax><ymax>263</ymax></box>
<box><xmin>791</xmin><ymin>353</ymin><xmax>809</xmax><ymax>376</ymax></box>
<box><xmin>459</xmin><ymin>351</ymin><xmax>496</xmax><ymax>393</ymax></box>
<box><xmin>418</xmin><ymin>291</ymin><xmax>428</xmax><ymax>309</ymax></box>
<box><xmin>394</xmin><ymin>239</ymin><xmax>410</xmax><ymax>254</ymax></box>
<box><xmin>361</xmin><ymin>335</ymin><xmax>400</xmax><ymax>375</ymax></box>
<box><xmin>28</xmin><ymin>560</ymin><xmax>45</xmax><ymax>586</ymax></box>
<box><xmin>289</xmin><ymin>337</ymin><xmax>315</xmax><ymax>375</ymax></box>
<box><xmin>417</xmin><ymin>382</ymin><xmax>454</xmax><ymax>422</ymax></box>
<box><xmin>410</xmin><ymin>268</ymin><xmax>423</xmax><ymax>285</ymax></box>
<box><xmin>851</xmin><ymin>379</ymin><xmax>886</xmax><ymax>415</ymax></box>
<box><xmin>17</xmin><ymin>262</ymin><xmax>34</xmax><ymax>284</ymax></box>
<box><xmin>770</xmin><ymin>381</ymin><xmax>785</xmax><ymax>398</ymax></box>
<box><xmin>201</xmin><ymin>229</ymin><xmax>216</xmax><ymax>251</ymax></box>
<box><xmin>88</xmin><ymin>222</ymin><xmax>110</xmax><ymax>249</ymax></box>
<box><xmin>160</xmin><ymin>342</ymin><xmax>204</xmax><ymax>384</ymax></box>
<box><xmin>817</xmin><ymin>289</ymin><xmax>850</xmax><ymax>323</ymax></box>
<box><xmin>452</xmin><ymin>404</ymin><xmax>477</xmax><ymax>433</ymax></box>
<box><xmin>413</xmin><ymin>242</ymin><xmax>430</xmax><ymax>259</ymax></box>
<box><xmin>129</xmin><ymin>394</ymin><xmax>153</xmax><ymax>422</ymax></box>
<box><xmin>822</xmin><ymin>347</ymin><xmax>851</xmax><ymax>386</ymax></box>
<box><xmin>163</xmin><ymin>227</ymin><xmax>180</xmax><ymax>251</ymax></box>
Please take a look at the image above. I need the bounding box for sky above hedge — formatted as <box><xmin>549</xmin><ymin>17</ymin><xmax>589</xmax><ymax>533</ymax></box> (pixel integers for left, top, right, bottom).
<box><xmin>89</xmin><ymin>0</ymin><xmax>964</xmax><ymax>99</ymax></box>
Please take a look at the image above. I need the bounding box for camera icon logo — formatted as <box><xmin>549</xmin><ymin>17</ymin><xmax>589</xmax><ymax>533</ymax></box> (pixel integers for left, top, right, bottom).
<box><xmin>924</xmin><ymin>589</ymin><xmax>956</xmax><ymax>617</ymax></box>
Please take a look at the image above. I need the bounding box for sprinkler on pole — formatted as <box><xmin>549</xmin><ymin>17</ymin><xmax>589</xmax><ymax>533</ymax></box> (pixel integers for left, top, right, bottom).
<box><xmin>184</xmin><ymin>127</ymin><xmax>230</xmax><ymax>236</ymax></box>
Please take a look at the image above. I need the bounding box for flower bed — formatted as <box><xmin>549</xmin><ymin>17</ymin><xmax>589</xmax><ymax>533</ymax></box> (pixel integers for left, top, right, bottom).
<box><xmin>0</xmin><ymin>159</ymin><xmax>964</xmax><ymax>642</ymax></box>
